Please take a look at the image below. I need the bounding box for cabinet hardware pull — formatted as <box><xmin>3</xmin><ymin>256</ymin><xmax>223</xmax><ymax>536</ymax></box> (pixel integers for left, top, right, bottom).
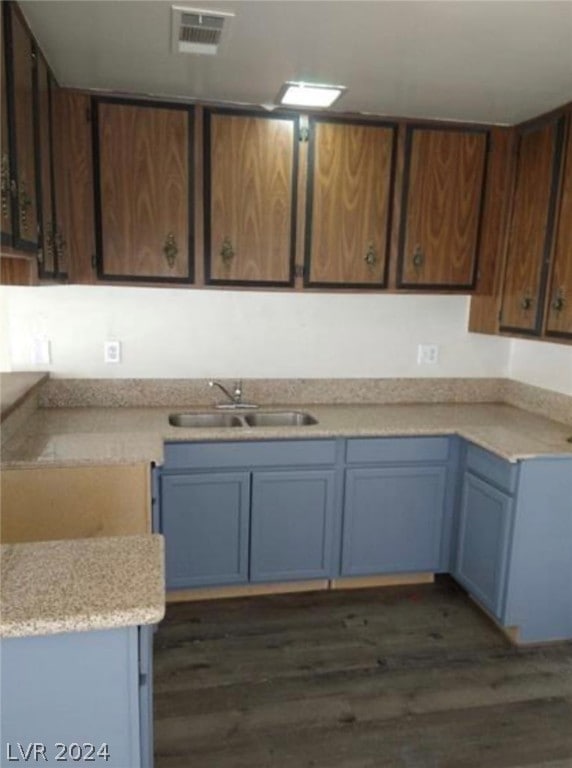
<box><xmin>412</xmin><ymin>245</ymin><xmax>424</xmax><ymax>269</ymax></box>
<box><xmin>220</xmin><ymin>237</ymin><xmax>235</xmax><ymax>264</ymax></box>
<box><xmin>163</xmin><ymin>232</ymin><xmax>178</xmax><ymax>268</ymax></box>
<box><xmin>551</xmin><ymin>290</ymin><xmax>565</xmax><ymax>313</ymax></box>
<box><xmin>18</xmin><ymin>180</ymin><xmax>32</xmax><ymax>234</ymax></box>
<box><xmin>520</xmin><ymin>295</ymin><xmax>533</xmax><ymax>311</ymax></box>
<box><xmin>44</xmin><ymin>225</ymin><xmax>54</xmax><ymax>263</ymax></box>
<box><xmin>54</xmin><ymin>230</ymin><xmax>67</xmax><ymax>263</ymax></box>
<box><xmin>37</xmin><ymin>248</ymin><xmax>44</xmax><ymax>264</ymax></box>
<box><xmin>1</xmin><ymin>155</ymin><xmax>10</xmax><ymax>221</ymax></box>
<box><xmin>364</xmin><ymin>243</ymin><xmax>377</xmax><ymax>266</ymax></box>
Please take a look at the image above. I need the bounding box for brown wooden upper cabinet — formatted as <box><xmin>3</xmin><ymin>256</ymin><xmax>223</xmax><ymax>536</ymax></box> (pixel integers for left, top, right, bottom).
<box><xmin>544</xmin><ymin>116</ymin><xmax>572</xmax><ymax>340</ymax></box>
<box><xmin>204</xmin><ymin>109</ymin><xmax>298</xmax><ymax>287</ymax></box>
<box><xmin>499</xmin><ymin>115</ymin><xmax>565</xmax><ymax>335</ymax></box>
<box><xmin>1</xmin><ymin>5</ymin><xmax>13</xmax><ymax>248</ymax></box>
<box><xmin>304</xmin><ymin>118</ymin><xmax>396</xmax><ymax>288</ymax></box>
<box><xmin>2</xmin><ymin>1</ymin><xmax>39</xmax><ymax>254</ymax></box>
<box><xmin>93</xmin><ymin>97</ymin><xmax>194</xmax><ymax>283</ymax></box>
<box><xmin>397</xmin><ymin>126</ymin><xmax>489</xmax><ymax>290</ymax></box>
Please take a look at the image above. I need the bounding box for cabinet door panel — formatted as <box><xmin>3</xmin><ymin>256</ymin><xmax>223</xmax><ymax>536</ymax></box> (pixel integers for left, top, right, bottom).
<box><xmin>52</xmin><ymin>91</ymin><xmax>95</xmax><ymax>282</ymax></box>
<box><xmin>545</xmin><ymin>118</ymin><xmax>572</xmax><ymax>340</ymax></box>
<box><xmin>342</xmin><ymin>466</ymin><xmax>446</xmax><ymax>576</ymax></box>
<box><xmin>500</xmin><ymin>116</ymin><xmax>565</xmax><ymax>334</ymax></box>
<box><xmin>206</xmin><ymin>111</ymin><xmax>297</xmax><ymax>286</ymax></box>
<box><xmin>398</xmin><ymin>127</ymin><xmax>488</xmax><ymax>288</ymax></box>
<box><xmin>95</xmin><ymin>100</ymin><xmax>192</xmax><ymax>282</ymax></box>
<box><xmin>250</xmin><ymin>470</ymin><xmax>336</xmax><ymax>582</ymax></box>
<box><xmin>306</xmin><ymin>120</ymin><xmax>395</xmax><ymax>287</ymax></box>
<box><xmin>8</xmin><ymin>5</ymin><xmax>38</xmax><ymax>252</ymax></box>
<box><xmin>1</xmin><ymin>6</ymin><xmax>13</xmax><ymax>245</ymax></box>
<box><xmin>35</xmin><ymin>54</ymin><xmax>56</xmax><ymax>277</ymax></box>
<box><xmin>161</xmin><ymin>472</ymin><xmax>250</xmax><ymax>589</ymax></box>
<box><xmin>455</xmin><ymin>472</ymin><xmax>513</xmax><ymax>620</ymax></box>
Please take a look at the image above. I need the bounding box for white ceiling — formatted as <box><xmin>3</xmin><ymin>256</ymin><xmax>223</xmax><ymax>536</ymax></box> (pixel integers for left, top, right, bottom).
<box><xmin>21</xmin><ymin>0</ymin><xmax>572</xmax><ymax>125</ymax></box>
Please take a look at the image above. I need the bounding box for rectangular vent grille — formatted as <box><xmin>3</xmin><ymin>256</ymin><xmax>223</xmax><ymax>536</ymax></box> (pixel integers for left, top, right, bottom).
<box><xmin>172</xmin><ymin>6</ymin><xmax>234</xmax><ymax>55</ymax></box>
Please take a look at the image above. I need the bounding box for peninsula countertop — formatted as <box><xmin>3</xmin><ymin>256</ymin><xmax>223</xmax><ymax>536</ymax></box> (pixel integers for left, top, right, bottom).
<box><xmin>2</xmin><ymin>402</ymin><xmax>572</xmax><ymax>468</ymax></box>
<box><xmin>0</xmin><ymin>534</ymin><xmax>165</xmax><ymax>639</ymax></box>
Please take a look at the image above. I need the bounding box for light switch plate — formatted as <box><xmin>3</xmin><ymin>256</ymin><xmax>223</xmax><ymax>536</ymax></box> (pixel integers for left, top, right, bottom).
<box><xmin>417</xmin><ymin>344</ymin><xmax>439</xmax><ymax>365</ymax></box>
<box><xmin>104</xmin><ymin>341</ymin><xmax>121</xmax><ymax>364</ymax></box>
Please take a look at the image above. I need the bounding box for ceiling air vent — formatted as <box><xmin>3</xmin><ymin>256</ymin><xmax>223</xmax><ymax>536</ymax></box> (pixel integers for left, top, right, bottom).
<box><xmin>171</xmin><ymin>6</ymin><xmax>235</xmax><ymax>56</ymax></box>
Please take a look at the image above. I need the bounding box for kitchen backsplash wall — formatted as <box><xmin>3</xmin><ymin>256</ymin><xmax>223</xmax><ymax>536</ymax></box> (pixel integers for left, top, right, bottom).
<box><xmin>0</xmin><ymin>286</ymin><xmax>510</xmax><ymax>381</ymax></box>
<box><xmin>508</xmin><ymin>339</ymin><xmax>572</xmax><ymax>396</ymax></box>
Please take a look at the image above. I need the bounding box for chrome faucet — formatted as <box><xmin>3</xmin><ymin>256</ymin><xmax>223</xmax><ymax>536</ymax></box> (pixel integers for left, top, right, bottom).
<box><xmin>208</xmin><ymin>380</ymin><xmax>258</xmax><ymax>410</ymax></box>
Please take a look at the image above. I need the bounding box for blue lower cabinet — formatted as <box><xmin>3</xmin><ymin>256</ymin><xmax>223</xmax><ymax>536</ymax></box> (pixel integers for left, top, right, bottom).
<box><xmin>341</xmin><ymin>465</ymin><xmax>447</xmax><ymax>576</ymax></box>
<box><xmin>250</xmin><ymin>470</ymin><xmax>336</xmax><ymax>582</ymax></box>
<box><xmin>0</xmin><ymin>626</ymin><xmax>152</xmax><ymax>767</ymax></box>
<box><xmin>454</xmin><ymin>471</ymin><xmax>513</xmax><ymax>620</ymax></box>
<box><xmin>161</xmin><ymin>472</ymin><xmax>250</xmax><ymax>589</ymax></box>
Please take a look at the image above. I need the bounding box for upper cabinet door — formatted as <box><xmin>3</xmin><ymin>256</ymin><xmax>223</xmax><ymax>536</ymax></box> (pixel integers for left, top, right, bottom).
<box><xmin>35</xmin><ymin>54</ymin><xmax>57</xmax><ymax>278</ymax></box>
<box><xmin>93</xmin><ymin>98</ymin><xmax>193</xmax><ymax>283</ymax></box>
<box><xmin>1</xmin><ymin>6</ymin><xmax>13</xmax><ymax>246</ymax></box>
<box><xmin>545</xmin><ymin>118</ymin><xmax>572</xmax><ymax>340</ymax></box>
<box><xmin>5</xmin><ymin>3</ymin><xmax>39</xmax><ymax>253</ymax></box>
<box><xmin>305</xmin><ymin>119</ymin><xmax>396</xmax><ymax>288</ymax></box>
<box><xmin>205</xmin><ymin>109</ymin><xmax>298</xmax><ymax>286</ymax></box>
<box><xmin>397</xmin><ymin>126</ymin><xmax>488</xmax><ymax>289</ymax></box>
<box><xmin>499</xmin><ymin>116</ymin><xmax>565</xmax><ymax>335</ymax></box>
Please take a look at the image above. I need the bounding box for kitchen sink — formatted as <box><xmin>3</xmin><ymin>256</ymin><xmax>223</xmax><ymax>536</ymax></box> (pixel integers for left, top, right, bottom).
<box><xmin>244</xmin><ymin>411</ymin><xmax>318</xmax><ymax>427</ymax></box>
<box><xmin>169</xmin><ymin>413</ymin><xmax>243</xmax><ymax>428</ymax></box>
<box><xmin>168</xmin><ymin>410</ymin><xmax>318</xmax><ymax>428</ymax></box>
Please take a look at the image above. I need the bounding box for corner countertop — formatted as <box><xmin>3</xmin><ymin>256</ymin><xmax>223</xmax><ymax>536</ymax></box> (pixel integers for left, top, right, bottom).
<box><xmin>0</xmin><ymin>372</ymin><xmax>48</xmax><ymax>421</ymax></box>
<box><xmin>0</xmin><ymin>534</ymin><xmax>165</xmax><ymax>639</ymax></box>
<box><xmin>1</xmin><ymin>402</ymin><xmax>572</xmax><ymax>468</ymax></box>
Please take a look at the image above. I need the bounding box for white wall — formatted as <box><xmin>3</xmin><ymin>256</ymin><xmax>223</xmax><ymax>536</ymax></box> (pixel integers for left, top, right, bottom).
<box><xmin>508</xmin><ymin>338</ymin><xmax>572</xmax><ymax>396</ymax></box>
<box><xmin>0</xmin><ymin>286</ymin><xmax>510</xmax><ymax>380</ymax></box>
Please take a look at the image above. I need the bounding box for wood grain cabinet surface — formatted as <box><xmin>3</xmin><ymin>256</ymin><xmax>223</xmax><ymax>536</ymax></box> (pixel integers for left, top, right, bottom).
<box><xmin>304</xmin><ymin>118</ymin><xmax>396</xmax><ymax>288</ymax></box>
<box><xmin>93</xmin><ymin>97</ymin><xmax>194</xmax><ymax>284</ymax></box>
<box><xmin>4</xmin><ymin>2</ymin><xmax>38</xmax><ymax>253</ymax></box>
<box><xmin>397</xmin><ymin>126</ymin><xmax>489</xmax><ymax>290</ymax></box>
<box><xmin>204</xmin><ymin>109</ymin><xmax>298</xmax><ymax>286</ymax></box>
<box><xmin>0</xmin><ymin>5</ymin><xmax>13</xmax><ymax>247</ymax></box>
<box><xmin>545</xmin><ymin>116</ymin><xmax>572</xmax><ymax>340</ymax></box>
<box><xmin>499</xmin><ymin>115</ymin><xmax>565</xmax><ymax>335</ymax></box>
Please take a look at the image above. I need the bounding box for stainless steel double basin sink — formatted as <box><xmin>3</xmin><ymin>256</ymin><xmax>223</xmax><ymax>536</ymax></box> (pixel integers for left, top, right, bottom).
<box><xmin>169</xmin><ymin>410</ymin><xmax>318</xmax><ymax>429</ymax></box>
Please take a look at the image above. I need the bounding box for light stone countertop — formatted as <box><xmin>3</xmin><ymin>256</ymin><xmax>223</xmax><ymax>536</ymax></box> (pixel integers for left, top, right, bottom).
<box><xmin>0</xmin><ymin>534</ymin><xmax>165</xmax><ymax>638</ymax></box>
<box><xmin>0</xmin><ymin>372</ymin><xmax>48</xmax><ymax>421</ymax></box>
<box><xmin>1</xmin><ymin>402</ymin><xmax>572</xmax><ymax>467</ymax></box>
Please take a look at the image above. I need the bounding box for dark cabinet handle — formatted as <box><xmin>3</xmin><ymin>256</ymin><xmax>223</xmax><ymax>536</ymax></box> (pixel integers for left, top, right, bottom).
<box><xmin>412</xmin><ymin>245</ymin><xmax>424</xmax><ymax>269</ymax></box>
<box><xmin>54</xmin><ymin>230</ymin><xmax>67</xmax><ymax>264</ymax></box>
<box><xmin>18</xmin><ymin>180</ymin><xmax>32</xmax><ymax>234</ymax></box>
<box><xmin>163</xmin><ymin>232</ymin><xmax>178</xmax><ymax>268</ymax></box>
<box><xmin>520</xmin><ymin>296</ymin><xmax>533</xmax><ymax>311</ymax></box>
<box><xmin>551</xmin><ymin>290</ymin><xmax>565</xmax><ymax>313</ymax></box>
<box><xmin>1</xmin><ymin>154</ymin><xmax>10</xmax><ymax>221</ymax></box>
<box><xmin>221</xmin><ymin>237</ymin><xmax>235</xmax><ymax>264</ymax></box>
<box><xmin>364</xmin><ymin>243</ymin><xmax>377</xmax><ymax>266</ymax></box>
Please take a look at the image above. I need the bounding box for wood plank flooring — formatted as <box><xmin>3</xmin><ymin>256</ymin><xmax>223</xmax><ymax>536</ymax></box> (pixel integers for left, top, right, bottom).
<box><xmin>154</xmin><ymin>577</ymin><xmax>572</xmax><ymax>767</ymax></box>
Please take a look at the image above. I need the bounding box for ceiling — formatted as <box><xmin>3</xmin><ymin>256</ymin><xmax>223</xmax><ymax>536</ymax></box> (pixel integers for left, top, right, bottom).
<box><xmin>20</xmin><ymin>0</ymin><xmax>572</xmax><ymax>125</ymax></box>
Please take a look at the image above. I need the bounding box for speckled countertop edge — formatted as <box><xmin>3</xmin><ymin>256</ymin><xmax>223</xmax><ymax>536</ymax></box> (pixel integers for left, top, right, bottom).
<box><xmin>2</xmin><ymin>402</ymin><xmax>572</xmax><ymax>468</ymax></box>
<box><xmin>0</xmin><ymin>534</ymin><xmax>166</xmax><ymax>639</ymax></box>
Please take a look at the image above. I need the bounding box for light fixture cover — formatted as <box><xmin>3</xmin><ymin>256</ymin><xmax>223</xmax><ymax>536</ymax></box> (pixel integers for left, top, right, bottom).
<box><xmin>277</xmin><ymin>82</ymin><xmax>346</xmax><ymax>108</ymax></box>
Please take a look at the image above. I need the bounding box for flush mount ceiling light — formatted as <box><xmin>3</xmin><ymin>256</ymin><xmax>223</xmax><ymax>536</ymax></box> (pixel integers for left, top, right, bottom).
<box><xmin>277</xmin><ymin>82</ymin><xmax>346</xmax><ymax>109</ymax></box>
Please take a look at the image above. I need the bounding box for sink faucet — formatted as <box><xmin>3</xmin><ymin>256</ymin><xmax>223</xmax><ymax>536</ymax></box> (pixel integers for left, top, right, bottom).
<box><xmin>208</xmin><ymin>380</ymin><xmax>258</xmax><ymax>410</ymax></box>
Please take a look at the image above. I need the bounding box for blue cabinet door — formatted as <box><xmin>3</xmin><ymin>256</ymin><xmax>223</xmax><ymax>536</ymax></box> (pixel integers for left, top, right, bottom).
<box><xmin>454</xmin><ymin>471</ymin><xmax>513</xmax><ymax>620</ymax></box>
<box><xmin>250</xmin><ymin>470</ymin><xmax>336</xmax><ymax>582</ymax></box>
<box><xmin>341</xmin><ymin>465</ymin><xmax>447</xmax><ymax>576</ymax></box>
<box><xmin>161</xmin><ymin>472</ymin><xmax>250</xmax><ymax>589</ymax></box>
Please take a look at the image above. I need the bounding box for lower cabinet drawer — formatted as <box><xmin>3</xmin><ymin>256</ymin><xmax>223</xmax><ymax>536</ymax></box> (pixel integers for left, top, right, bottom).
<box><xmin>346</xmin><ymin>436</ymin><xmax>450</xmax><ymax>465</ymax></box>
<box><xmin>341</xmin><ymin>465</ymin><xmax>447</xmax><ymax>576</ymax></box>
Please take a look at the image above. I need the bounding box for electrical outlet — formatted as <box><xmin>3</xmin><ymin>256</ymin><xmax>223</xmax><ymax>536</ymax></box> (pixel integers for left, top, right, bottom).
<box><xmin>104</xmin><ymin>341</ymin><xmax>121</xmax><ymax>364</ymax></box>
<box><xmin>31</xmin><ymin>337</ymin><xmax>51</xmax><ymax>366</ymax></box>
<box><xmin>417</xmin><ymin>344</ymin><xmax>439</xmax><ymax>365</ymax></box>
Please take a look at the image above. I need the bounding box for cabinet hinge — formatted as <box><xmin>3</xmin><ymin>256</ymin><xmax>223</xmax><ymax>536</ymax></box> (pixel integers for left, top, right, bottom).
<box><xmin>294</xmin><ymin>264</ymin><xmax>305</xmax><ymax>279</ymax></box>
<box><xmin>299</xmin><ymin>127</ymin><xmax>310</xmax><ymax>143</ymax></box>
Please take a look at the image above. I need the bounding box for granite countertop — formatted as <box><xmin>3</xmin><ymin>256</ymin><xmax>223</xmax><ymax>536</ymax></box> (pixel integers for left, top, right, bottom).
<box><xmin>0</xmin><ymin>534</ymin><xmax>165</xmax><ymax>639</ymax></box>
<box><xmin>2</xmin><ymin>402</ymin><xmax>572</xmax><ymax>467</ymax></box>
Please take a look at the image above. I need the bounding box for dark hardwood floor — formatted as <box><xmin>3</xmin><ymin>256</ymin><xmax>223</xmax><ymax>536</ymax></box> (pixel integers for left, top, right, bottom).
<box><xmin>154</xmin><ymin>578</ymin><xmax>572</xmax><ymax>768</ymax></box>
